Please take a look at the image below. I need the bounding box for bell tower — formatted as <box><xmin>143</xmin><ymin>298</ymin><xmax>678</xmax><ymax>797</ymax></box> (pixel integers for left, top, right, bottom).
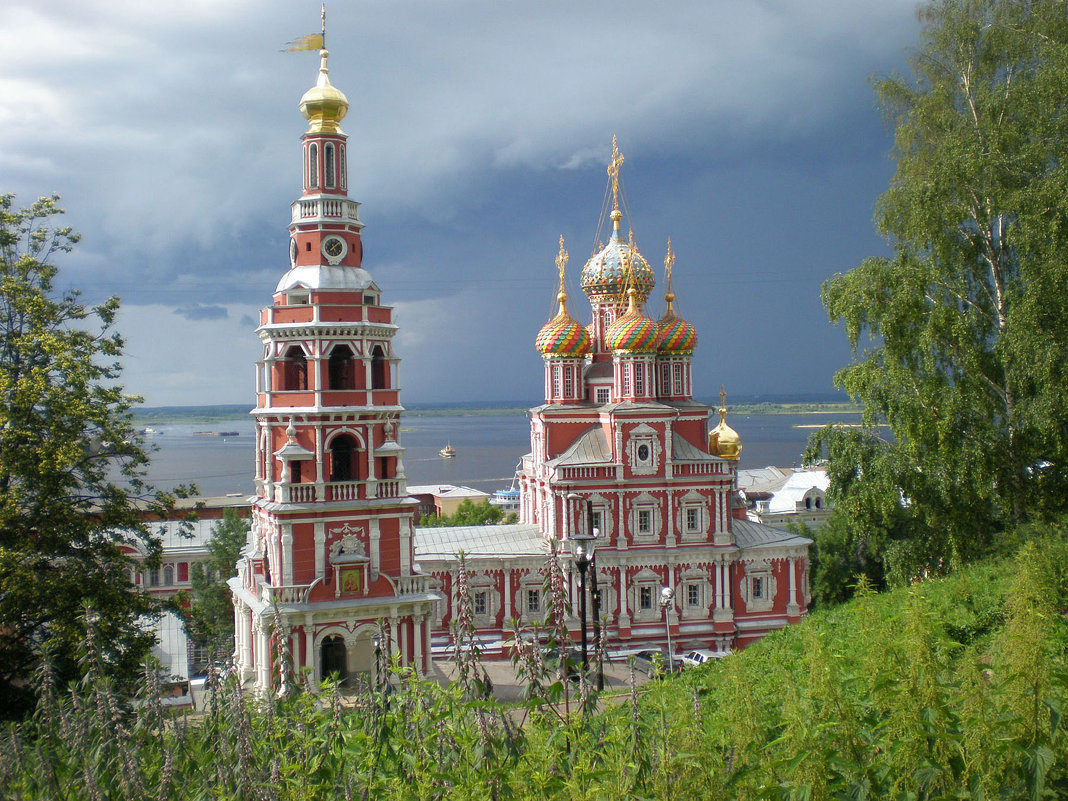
<box><xmin>231</xmin><ymin>42</ymin><xmax>437</xmax><ymax>694</ymax></box>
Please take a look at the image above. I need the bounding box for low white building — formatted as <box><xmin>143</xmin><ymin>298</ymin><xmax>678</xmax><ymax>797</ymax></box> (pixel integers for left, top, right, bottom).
<box><xmin>738</xmin><ymin>467</ymin><xmax>831</xmax><ymax>530</ymax></box>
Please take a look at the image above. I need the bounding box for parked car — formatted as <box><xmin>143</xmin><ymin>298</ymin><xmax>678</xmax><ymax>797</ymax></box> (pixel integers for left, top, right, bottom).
<box><xmin>680</xmin><ymin>649</ymin><xmax>729</xmax><ymax>668</ymax></box>
<box><xmin>630</xmin><ymin>649</ymin><xmax>683</xmax><ymax>677</ymax></box>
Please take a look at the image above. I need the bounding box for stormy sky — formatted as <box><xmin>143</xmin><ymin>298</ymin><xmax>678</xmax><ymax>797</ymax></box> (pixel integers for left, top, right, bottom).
<box><xmin>0</xmin><ymin>1</ymin><xmax>922</xmax><ymax>407</ymax></box>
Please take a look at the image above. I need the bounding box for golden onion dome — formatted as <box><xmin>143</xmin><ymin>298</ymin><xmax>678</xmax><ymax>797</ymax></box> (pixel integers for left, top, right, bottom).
<box><xmin>708</xmin><ymin>389</ymin><xmax>742</xmax><ymax>459</ymax></box>
<box><xmin>536</xmin><ymin>291</ymin><xmax>592</xmax><ymax>358</ymax></box>
<box><xmin>605</xmin><ymin>288</ymin><xmax>659</xmax><ymax>353</ymax></box>
<box><xmin>658</xmin><ymin>291</ymin><xmax>698</xmax><ymax>355</ymax></box>
<box><xmin>300</xmin><ymin>50</ymin><xmax>349</xmax><ymax>134</ymax></box>
<box><xmin>581</xmin><ymin>212</ymin><xmax>655</xmax><ymax>304</ymax></box>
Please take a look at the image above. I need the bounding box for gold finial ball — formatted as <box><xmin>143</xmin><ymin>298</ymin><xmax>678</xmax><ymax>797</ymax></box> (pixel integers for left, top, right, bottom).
<box><xmin>611</xmin><ymin>209</ymin><xmax>623</xmax><ymax>222</ymax></box>
<box><xmin>665</xmin><ymin>291</ymin><xmax>675</xmax><ymax>303</ymax></box>
<box><xmin>557</xmin><ymin>291</ymin><xmax>567</xmax><ymax>303</ymax></box>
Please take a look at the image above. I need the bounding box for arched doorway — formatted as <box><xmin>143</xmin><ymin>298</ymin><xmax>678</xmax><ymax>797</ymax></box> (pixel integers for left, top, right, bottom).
<box><xmin>320</xmin><ymin>635</ymin><xmax>347</xmax><ymax>684</ymax></box>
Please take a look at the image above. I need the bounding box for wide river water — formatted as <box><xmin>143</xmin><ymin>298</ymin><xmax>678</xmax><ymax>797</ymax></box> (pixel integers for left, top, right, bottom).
<box><xmin>136</xmin><ymin>410</ymin><xmax>859</xmax><ymax>498</ymax></box>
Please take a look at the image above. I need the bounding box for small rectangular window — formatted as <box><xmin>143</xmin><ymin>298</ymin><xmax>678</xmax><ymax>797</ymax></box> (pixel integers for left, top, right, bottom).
<box><xmin>687</xmin><ymin>584</ymin><xmax>701</xmax><ymax>607</ymax></box>
<box><xmin>639</xmin><ymin>586</ymin><xmax>653</xmax><ymax>610</ymax></box>
<box><xmin>364</xmin><ymin>295</ymin><xmax>375</xmax><ymax>305</ymax></box>
<box><xmin>634</xmin><ymin>362</ymin><xmax>644</xmax><ymax>395</ymax></box>
<box><xmin>596</xmin><ymin>387</ymin><xmax>610</xmax><ymax>404</ymax></box>
<box><xmin>552</xmin><ymin>368</ymin><xmax>560</xmax><ymax>398</ymax></box>
<box><xmin>673</xmin><ymin>364</ymin><xmax>683</xmax><ymax>394</ymax></box>
<box><xmin>526</xmin><ymin>589</ymin><xmax>540</xmax><ymax>614</ymax></box>
<box><xmin>564</xmin><ymin>368</ymin><xmax>573</xmax><ymax>397</ymax></box>
<box><xmin>591</xmin><ymin>511</ymin><xmax>603</xmax><ymax>537</ymax></box>
<box><xmin>752</xmin><ymin>577</ymin><xmax>764</xmax><ymax>599</ymax></box>
<box><xmin>622</xmin><ymin>364</ymin><xmax>631</xmax><ymax>396</ymax></box>
<box><xmin>474</xmin><ymin>591</ymin><xmax>488</xmax><ymax>616</ymax></box>
<box><xmin>638</xmin><ymin>509</ymin><xmax>651</xmax><ymax>534</ymax></box>
<box><xmin>686</xmin><ymin>508</ymin><xmax>699</xmax><ymax>531</ymax></box>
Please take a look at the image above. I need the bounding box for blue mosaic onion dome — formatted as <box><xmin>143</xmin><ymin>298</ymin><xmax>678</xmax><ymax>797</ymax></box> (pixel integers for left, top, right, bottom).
<box><xmin>580</xmin><ymin>209</ymin><xmax>655</xmax><ymax>304</ymax></box>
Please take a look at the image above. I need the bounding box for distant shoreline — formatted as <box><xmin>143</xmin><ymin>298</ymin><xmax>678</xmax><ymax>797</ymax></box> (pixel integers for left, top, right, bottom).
<box><xmin>133</xmin><ymin>400</ymin><xmax>862</xmax><ymax>424</ymax></box>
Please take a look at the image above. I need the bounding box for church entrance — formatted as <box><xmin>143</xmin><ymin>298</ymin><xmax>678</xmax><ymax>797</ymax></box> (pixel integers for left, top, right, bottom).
<box><xmin>320</xmin><ymin>635</ymin><xmax>348</xmax><ymax>684</ymax></box>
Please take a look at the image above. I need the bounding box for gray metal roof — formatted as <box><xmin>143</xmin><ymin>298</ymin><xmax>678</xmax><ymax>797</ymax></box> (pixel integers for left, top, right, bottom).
<box><xmin>548</xmin><ymin>425</ymin><xmax>613</xmax><ymax>467</ymax></box>
<box><xmin>671</xmin><ymin>431</ymin><xmax>720</xmax><ymax>462</ymax></box>
<box><xmin>414</xmin><ymin>523</ymin><xmax>548</xmax><ymax>561</ymax></box>
<box><xmin>732</xmin><ymin>518</ymin><xmax>811</xmax><ymax>549</ymax></box>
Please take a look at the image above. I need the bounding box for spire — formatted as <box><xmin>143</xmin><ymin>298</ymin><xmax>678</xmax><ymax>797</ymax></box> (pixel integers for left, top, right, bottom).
<box><xmin>554</xmin><ymin>235</ymin><xmax>569</xmax><ymax>311</ymax></box>
<box><xmin>607</xmin><ymin>136</ymin><xmax>624</xmax><ymax>239</ymax></box>
<box><xmin>663</xmin><ymin>238</ymin><xmax>676</xmax><ymax>314</ymax></box>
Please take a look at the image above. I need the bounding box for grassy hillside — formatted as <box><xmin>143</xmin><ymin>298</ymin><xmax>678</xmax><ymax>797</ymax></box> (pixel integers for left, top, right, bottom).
<box><xmin>3</xmin><ymin>525</ymin><xmax>1065</xmax><ymax>798</ymax></box>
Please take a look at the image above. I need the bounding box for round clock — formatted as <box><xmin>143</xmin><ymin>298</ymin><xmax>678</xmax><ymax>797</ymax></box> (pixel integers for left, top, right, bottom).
<box><xmin>322</xmin><ymin>236</ymin><xmax>347</xmax><ymax>264</ymax></box>
<box><xmin>289</xmin><ymin>238</ymin><xmax>298</xmax><ymax>267</ymax></box>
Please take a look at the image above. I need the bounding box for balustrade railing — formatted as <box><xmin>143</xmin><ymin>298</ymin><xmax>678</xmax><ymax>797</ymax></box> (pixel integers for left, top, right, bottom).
<box><xmin>327</xmin><ymin>480</ymin><xmax>361</xmax><ymax>502</ymax></box>
<box><xmin>291</xmin><ymin>198</ymin><xmax>360</xmax><ymax>223</ymax></box>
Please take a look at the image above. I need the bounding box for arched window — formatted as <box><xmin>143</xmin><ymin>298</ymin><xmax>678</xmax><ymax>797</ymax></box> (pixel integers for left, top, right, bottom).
<box><xmin>282</xmin><ymin>346</ymin><xmax>307</xmax><ymax>391</ymax></box>
<box><xmin>325</xmin><ymin>143</ymin><xmax>336</xmax><ymax>189</ymax></box>
<box><xmin>163</xmin><ymin>565</ymin><xmax>174</xmax><ymax>586</ymax></box>
<box><xmin>308</xmin><ymin>143</ymin><xmax>319</xmax><ymax>189</ymax></box>
<box><xmin>328</xmin><ymin>344</ymin><xmax>355</xmax><ymax>389</ymax></box>
<box><xmin>370</xmin><ymin>345</ymin><xmax>388</xmax><ymax>390</ymax></box>
<box><xmin>330</xmin><ymin>434</ymin><xmax>359</xmax><ymax>482</ymax></box>
<box><xmin>340</xmin><ymin>144</ymin><xmax>347</xmax><ymax>190</ymax></box>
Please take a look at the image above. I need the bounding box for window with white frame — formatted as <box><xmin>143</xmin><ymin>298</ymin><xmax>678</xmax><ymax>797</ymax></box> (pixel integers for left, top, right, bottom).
<box><xmin>622</xmin><ymin>363</ymin><xmax>631</xmax><ymax>396</ymax></box>
<box><xmin>634</xmin><ymin>362</ymin><xmax>644</xmax><ymax>395</ymax></box>
<box><xmin>686</xmin><ymin>508</ymin><xmax>699</xmax><ymax>532</ymax></box>
<box><xmin>639</xmin><ymin>586</ymin><xmax>653</xmax><ymax>610</ymax></box>
<box><xmin>473</xmin><ymin>591</ymin><xmax>488</xmax><ymax>617</ymax></box>
<box><xmin>563</xmin><ymin>366</ymin><xmax>573</xmax><ymax>397</ymax></box>
<box><xmin>638</xmin><ymin>509</ymin><xmax>652</xmax><ymax>534</ymax></box>
<box><xmin>595</xmin><ymin>387</ymin><xmax>610</xmax><ymax>404</ymax></box>
<box><xmin>325</xmin><ymin>143</ymin><xmax>336</xmax><ymax>188</ymax></box>
<box><xmin>339</xmin><ymin>144</ymin><xmax>347</xmax><ymax>190</ymax></box>
<box><xmin>661</xmin><ymin>363</ymin><xmax>670</xmax><ymax>394</ymax></box>
<box><xmin>687</xmin><ymin>583</ymin><xmax>702</xmax><ymax>608</ymax></box>
<box><xmin>163</xmin><ymin>565</ymin><xmax>174</xmax><ymax>586</ymax></box>
<box><xmin>308</xmin><ymin>143</ymin><xmax>319</xmax><ymax>188</ymax></box>
<box><xmin>673</xmin><ymin>363</ymin><xmax>683</xmax><ymax>394</ymax></box>
<box><xmin>552</xmin><ymin>367</ymin><xmax>560</xmax><ymax>398</ymax></box>
<box><xmin>744</xmin><ymin>563</ymin><xmax>775</xmax><ymax>613</ymax></box>
<box><xmin>526</xmin><ymin>588</ymin><xmax>540</xmax><ymax>615</ymax></box>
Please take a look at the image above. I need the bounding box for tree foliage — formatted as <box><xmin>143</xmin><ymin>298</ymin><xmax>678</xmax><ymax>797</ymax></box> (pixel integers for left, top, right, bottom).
<box><xmin>808</xmin><ymin>0</ymin><xmax>1068</xmax><ymax>597</ymax></box>
<box><xmin>418</xmin><ymin>498</ymin><xmax>516</xmax><ymax>527</ymax></box>
<box><xmin>0</xmin><ymin>194</ymin><xmax>175</xmax><ymax>719</ymax></box>
<box><xmin>177</xmin><ymin>509</ymin><xmax>248</xmax><ymax>672</ymax></box>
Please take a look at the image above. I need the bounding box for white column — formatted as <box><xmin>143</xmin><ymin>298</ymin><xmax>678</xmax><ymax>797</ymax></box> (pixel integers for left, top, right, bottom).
<box><xmin>399</xmin><ymin>517</ymin><xmax>411</xmax><ymax>576</ymax></box>
<box><xmin>314</xmin><ymin>522</ymin><xmax>326</xmax><ymax>577</ymax></box>
<box><xmin>281</xmin><ymin>524</ymin><xmax>294</xmax><ymax>585</ymax></box>
<box><xmin>787</xmin><ymin>557</ymin><xmax>800</xmax><ymax>617</ymax></box>
<box><xmin>304</xmin><ymin>615</ymin><xmax>315</xmax><ymax>689</ymax></box>
<box><xmin>370</xmin><ymin>518</ymin><xmax>382</xmax><ymax>577</ymax></box>
<box><xmin>413</xmin><ymin>614</ymin><xmax>425</xmax><ymax>677</ymax></box>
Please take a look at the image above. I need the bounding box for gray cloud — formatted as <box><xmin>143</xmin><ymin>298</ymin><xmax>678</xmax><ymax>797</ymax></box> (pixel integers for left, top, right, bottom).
<box><xmin>174</xmin><ymin>304</ymin><xmax>228</xmax><ymax>321</ymax></box>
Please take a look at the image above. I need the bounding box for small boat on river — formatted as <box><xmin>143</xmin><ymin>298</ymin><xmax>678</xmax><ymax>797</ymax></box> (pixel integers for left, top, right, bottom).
<box><xmin>439</xmin><ymin>443</ymin><xmax>456</xmax><ymax>458</ymax></box>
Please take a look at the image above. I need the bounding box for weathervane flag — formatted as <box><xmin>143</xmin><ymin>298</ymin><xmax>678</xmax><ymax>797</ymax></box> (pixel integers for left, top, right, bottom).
<box><xmin>283</xmin><ymin>4</ymin><xmax>327</xmax><ymax>52</ymax></box>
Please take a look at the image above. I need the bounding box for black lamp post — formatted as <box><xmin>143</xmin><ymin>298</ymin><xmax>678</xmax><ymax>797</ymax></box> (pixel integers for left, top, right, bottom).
<box><xmin>567</xmin><ymin>493</ymin><xmax>603</xmax><ymax>689</ymax></box>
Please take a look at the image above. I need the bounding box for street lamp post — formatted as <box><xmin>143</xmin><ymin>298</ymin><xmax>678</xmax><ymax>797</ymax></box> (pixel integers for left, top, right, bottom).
<box><xmin>660</xmin><ymin>586</ymin><xmax>675</xmax><ymax>674</ymax></box>
<box><xmin>566</xmin><ymin>493</ymin><xmax>596</xmax><ymax>681</ymax></box>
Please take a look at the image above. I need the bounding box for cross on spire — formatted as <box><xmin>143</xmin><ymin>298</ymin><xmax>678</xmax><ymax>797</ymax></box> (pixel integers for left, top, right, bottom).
<box><xmin>555</xmin><ymin>235</ymin><xmax>569</xmax><ymax>296</ymax></box>
<box><xmin>664</xmin><ymin>238</ymin><xmax>676</xmax><ymax>291</ymax></box>
<box><xmin>607</xmin><ymin>135</ymin><xmax>625</xmax><ymax>212</ymax></box>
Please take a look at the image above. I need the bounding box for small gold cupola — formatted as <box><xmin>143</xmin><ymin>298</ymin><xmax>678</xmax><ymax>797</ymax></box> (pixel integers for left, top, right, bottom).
<box><xmin>709</xmin><ymin>386</ymin><xmax>743</xmax><ymax>460</ymax></box>
<box><xmin>300</xmin><ymin>49</ymin><xmax>349</xmax><ymax>134</ymax></box>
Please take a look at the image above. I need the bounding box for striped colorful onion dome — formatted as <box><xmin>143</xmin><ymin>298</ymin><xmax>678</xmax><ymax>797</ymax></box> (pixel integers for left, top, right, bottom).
<box><xmin>605</xmin><ymin>296</ymin><xmax>659</xmax><ymax>353</ymax></box>
<box><xmin>658</xmin><ymin>312</ymin><xmax>698</xmax><ymax>355</ymax></box>
<box><xmin>581</xmin><ymin>233</ymin><xmax>655</xmax><ymax>304</ymax></box>
<box><xmin>535</xmin><ymin>302</ymin><xmax>591</xmax><ymax>358</ymax></box>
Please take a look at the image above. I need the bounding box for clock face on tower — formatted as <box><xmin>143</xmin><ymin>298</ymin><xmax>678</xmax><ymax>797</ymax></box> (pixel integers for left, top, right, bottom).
<box><xmin>322</xmin><ymin>236</ymin><xmax>347</xmax><ymax>265</ymax></box>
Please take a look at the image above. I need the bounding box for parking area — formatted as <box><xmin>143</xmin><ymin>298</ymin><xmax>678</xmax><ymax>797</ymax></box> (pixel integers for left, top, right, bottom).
<box><xmin>429</xmin><ymin>656</ymin><xmax>656</xmax><ymax>702</ymax></box>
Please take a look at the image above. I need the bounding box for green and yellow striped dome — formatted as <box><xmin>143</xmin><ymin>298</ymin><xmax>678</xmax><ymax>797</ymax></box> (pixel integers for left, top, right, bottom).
<box><xmin>536</xmin><ymin>293</ymin><xmax>591</xmax><ymax>358</ymax></box>
<box><xmin>606</xmin><ymin>289</ymin><xmax>659</xmax><ymax>353</ymax></box>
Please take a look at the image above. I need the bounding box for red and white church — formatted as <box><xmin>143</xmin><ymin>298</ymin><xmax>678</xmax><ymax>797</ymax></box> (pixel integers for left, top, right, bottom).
<box><xmin>230</xmin><ymin>47</ymin><xmax>811</xmax><ymax>694</ymax></box>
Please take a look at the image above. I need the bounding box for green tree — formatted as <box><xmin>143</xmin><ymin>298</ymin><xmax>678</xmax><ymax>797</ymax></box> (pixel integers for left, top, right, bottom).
<box><xmin>0</xmin><ymin>194</ymin><xmax>175</xmax><ymax>718</ymax></box>
<box><xmin>178</xmin><ymin>508</ymin><xmax>248</xmax><ymax>673</ymax></box>
<box><xmin>419</xmin><ymin>498</ymin><xmax>516</xmax><ymax>527</ymax></box>
<box><xmin>809</xmin><ymin>0</ymin><xmax>1068</xmax><ymax>596</ymax></box>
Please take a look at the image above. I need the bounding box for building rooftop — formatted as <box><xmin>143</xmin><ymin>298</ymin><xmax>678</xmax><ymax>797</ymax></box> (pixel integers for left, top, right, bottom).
<box><xmin>415</xmin><ymin>523</ymin><xmax>547</xmax><ymax>561</ymax></box>
<box><xmin>406</xmin><ymin>484</ymin><xmax>490</xmax><ymax>500</ymax></box>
